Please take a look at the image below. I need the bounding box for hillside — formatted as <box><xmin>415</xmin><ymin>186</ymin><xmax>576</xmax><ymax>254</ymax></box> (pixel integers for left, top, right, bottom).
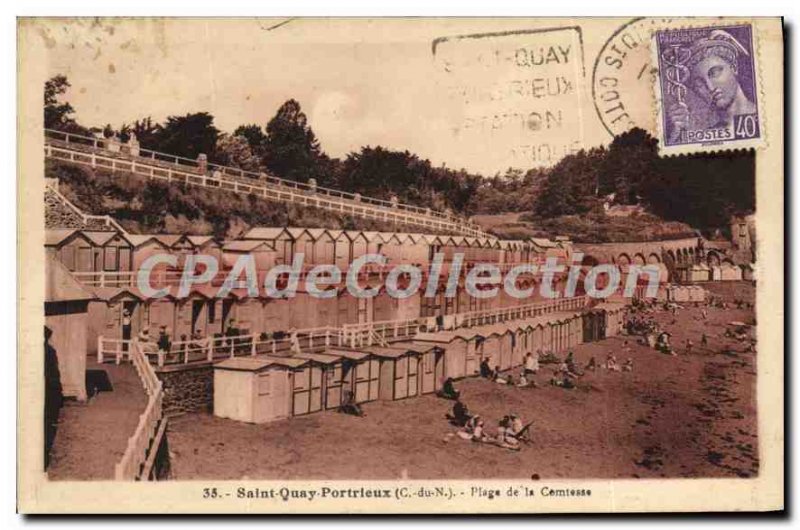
<box><xmin>46</xmin><ymin>161</ymin><xmax>445</xmax><ymax>238</ymax></box>
<box><xmin>473</xmin><ymin>211</ymin><xmax>698</xmax><ymax>243</ymax></box>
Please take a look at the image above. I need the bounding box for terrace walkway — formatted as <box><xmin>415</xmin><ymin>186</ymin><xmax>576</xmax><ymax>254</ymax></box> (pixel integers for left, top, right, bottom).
<box><xmin>44</xmin><ymin>130</ymin><xmax>490</xmax><ymax>238</ymax></box>
<box><xmin>47</xmin><ymin>360</ymin><xmax>147</xmax><ymax>480</ymax></box>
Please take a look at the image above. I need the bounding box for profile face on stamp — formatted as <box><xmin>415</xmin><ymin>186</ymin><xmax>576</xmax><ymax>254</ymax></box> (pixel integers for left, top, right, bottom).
<box><xmin>655</xmin><ymin>24</ymin><xmax>761</xmax><ymax>150</ymax></box>
<box><xmin>687</xmin><ymin>32</ymin><xmax>756</xmax><ymax>122</ymax></box>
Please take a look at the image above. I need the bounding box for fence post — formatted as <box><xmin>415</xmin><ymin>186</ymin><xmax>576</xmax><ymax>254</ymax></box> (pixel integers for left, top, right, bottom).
<box><xmin>251</xmin><ymin>334</ymin><xmax>257</xmax><ymax>356</ymax></box>
<box><xmin>97</xmin><ymin>336</ymin><xmax>104</xmax><ymax>364</ymax></box>
<box><xmin>207</xmin><ymin>340</ymin><xmax>213</xmax><ymax>362</ymax></box>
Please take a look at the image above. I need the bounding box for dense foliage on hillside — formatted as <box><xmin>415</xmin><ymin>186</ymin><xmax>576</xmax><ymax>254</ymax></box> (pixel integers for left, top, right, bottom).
<box><xmin>46</xmin><ymin>75</ymin><xmax>755</xmax><ymax>237</ymax></box>
<box><xmin>47</xmin><ymin>162</ymin><xmax>417</xmax><ymax>238</ymax></box>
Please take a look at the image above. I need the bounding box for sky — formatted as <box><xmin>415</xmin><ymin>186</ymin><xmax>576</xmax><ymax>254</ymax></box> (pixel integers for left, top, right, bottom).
<box><xmin>34</xmin><ymin>17</ymin><xmax>676</xmax><ymax>175</ymax></box>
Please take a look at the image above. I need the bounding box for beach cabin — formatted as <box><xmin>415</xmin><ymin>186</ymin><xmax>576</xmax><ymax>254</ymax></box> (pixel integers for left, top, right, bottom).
<box><xmin>325</xmin><ymin>348</ymin><xmax>380</xmax><ymax>403</ymax></box>
<box><xmin>414</xmin><ymin>329</ymin><xmax>482</xmax><ymax>380</ymax></box>
<box><xmin>329</xmin><ymin>230</ymin><xmax>353</xmax><ymax>271</ymax></box>
<box><xmin>222</xmin><ymin>239</ymin><xmax>276</xmax><ymax>271</ymax></box>
<box><xmin>403</xmin><ymin>234</ymin><xmax>431</xmax><ymax>267</ymax></box>
<box><xmin>188</xmin><ymin>235</ymin><xmax>222</xmax><ymax>264</ymax></box>
<box><xmin>242</xmin><ymin>227</ymin><xmax>294</xmax><ymax>265</ymax></box>
<box><xmin>213</xmin><ymin>357</ymin><xmax>294</xmax><ymax>424</ymax></box>
<box><xmin>376</xmin><ymin>232</ymin><xmax>405</xmax><ymax>266</ymax></box>
<box><xmin>45</xmin><ymin>257</ymin><xmax>95</xmax><ymax>401</ymax></box>
<box><xmin>307</xmin><ymin>228</ymin><xmax>336</xmax><ymax>266</ymax></box>
<box><xmin>348</xmin><ymin>230</ymin><xmax>370</xmax><ymax>263</ymax></box>
<box><xmin>294</xmin><ymin>352</ymin><xmax>345</xmax><ymax>410</ymax></box>
<box><xmin>45</xmin><ymin>229</ymin><xmax>120</xmax><ymax>280</ymax></box>
<box><xmin>129</xmin><ymin>235</ymin><xmax>172</xmax><ymax>276</ymax></box>
<box><xmin>474</xmin><ymin>324</ymin><xmax>515</xmax><ymax>371</ymax></box>
<box><xmin>368</xmin><ymin>342</ymin><xmax>443</xmax><ymax>400</ymax></box>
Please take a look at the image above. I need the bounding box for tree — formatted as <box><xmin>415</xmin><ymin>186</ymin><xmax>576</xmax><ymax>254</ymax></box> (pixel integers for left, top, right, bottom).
<box><xmin>44</xmin><ymin>75</ymin><xmax>88</xmax><ymax>134</ymax></box>
<box><xmin>599</xmin><ymin>128</ymin><xmax>658</xmax><ymax>203</ymax></box>
<box><xmin>150</xmin><ymin>112</ymin><xmax>220</xmax><ymax>160</ymax></box>
<box><xmin>215</xmin><ymin>134</ymin><xmax>262</xmax><ymax>172</ymax></box>
<box><xmin>262</xmin><ymin>99</ymin><xmax>326</xmax><ymax>183</ymax></box>
<box><xmin>233</xmin><ymin>124</ymin><xmax>267</xmax><ymax>153</ymax></box>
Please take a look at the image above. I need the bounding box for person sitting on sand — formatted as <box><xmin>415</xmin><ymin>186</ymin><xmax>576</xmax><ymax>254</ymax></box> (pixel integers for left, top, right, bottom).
<box><xmin>565</xmin><ymin>351</ymin><xmax>582</xmax><ymax>376</ymax></box>
<box><xmin>585</xmin><ymin>357</ymin><xmax>598</xmax><ymax>371</ymax></box>
<box><xmin>479</xmin><ymin>358</ymin><xmax>493</xmax><ymax>379</ymax></box>
<box><xmin>524</xmin><ymin>351</ymin><xmax>539</xmax><ymax>374</ymax></box>
<box><xmin>495</xmin><ymin>419</ymin><xmax>521</xmax><ymax>451</ymax></box>
<box><xmin>449</xmin><ymin>398</ymin><xmax>472</xmax><ymax>427</ymax></box>
<box><xmin>623</xmin><ymin>358</ymin><xmax>634</xmax><ymax>372</ymax></box>
<box><xmin>517</xmin><ymin>371</ymin><xmax>529</xmax><ymax>387</ymax></box>
<box><xmin>605</xmin><ymin>353</ymin><xmax>620</xmax><ymax>371</ymax></box>
<box><xmin>438</xmin><ymin>377</ymin><xmax>460</xmax><ymax>400</ymax></box>
<box><xmin>509</xmin><ymin>413</ymin><xmax>524</xmax><ymax>435</ymax></box>
<box><xmin>338</xmin><ymin>390</ymin><xmax>365</xmax><ymax>417</ymax></box>
<box><xmin>471</xmin><ymin>419</ymin><xmax>490</xmax><ymax>442</ymax></box>
<box><xmin>493</xmin><ymin>366</ymin><xmax>507</xmax><ymax>384</ymax></box>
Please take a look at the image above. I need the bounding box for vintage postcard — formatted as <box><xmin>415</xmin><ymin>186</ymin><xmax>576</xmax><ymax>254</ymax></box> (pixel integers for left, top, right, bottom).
<box><xmin>17</xmin><ymin>17</ymin><xmax>783</xmax><ymax>514</ymax></box>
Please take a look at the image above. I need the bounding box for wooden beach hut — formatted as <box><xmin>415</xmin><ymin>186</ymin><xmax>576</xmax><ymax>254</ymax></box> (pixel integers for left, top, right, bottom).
<box><xmin>294</xmin><ymin>352</ymin><xmax>346</xmax><ymax>410</ymax></box>
<box><xmin>325</xmin><ymin>347</ymin><xmax>380</xmax><ymax>403</ymax></box>
<box><xmin>213</xmin><ymin>357</ymin><xmax>294</xmax><ymax>424</ymax></box>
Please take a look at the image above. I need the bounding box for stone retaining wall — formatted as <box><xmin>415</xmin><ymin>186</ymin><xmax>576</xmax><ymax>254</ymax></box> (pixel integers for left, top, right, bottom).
<box><xmin>156</xmin><ymin>364</ymin><xmax>214</xmax><ymax>415</ymax></box>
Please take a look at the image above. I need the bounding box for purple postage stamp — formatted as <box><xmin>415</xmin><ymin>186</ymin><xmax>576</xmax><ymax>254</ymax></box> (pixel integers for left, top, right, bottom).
<box><xmin>654</xmin><ymin>24</ymin><xmax>763</xmax><ymax>153</ymax></box>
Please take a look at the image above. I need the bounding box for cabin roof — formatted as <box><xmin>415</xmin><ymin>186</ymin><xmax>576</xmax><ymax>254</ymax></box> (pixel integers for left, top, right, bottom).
<box><xmin>260</xmin><ymin>355</ymin><xmax>309</xmax><ymax>368</ymax></box>
<box><xmin>386</xmin><ymin>341</ymin><xmax>439</xmax><ymax>354</ymax></box>
<box><xmin>242</xmin><ymin>227</ymin><xmax>289</xmax><ymax>240</ymax></box>
<box><xmin>324</xmin><ymin>348</ymin><xmax>370</xmax><ymax>360</ymax></box>
<box><xmin>294</xmin><ymin>352</ymin><xmax>342</xmax><ymax>364</ymax></box>
<box><xmin>223</xmin><ymin>240</ymin><xmax>272</xmax><ymax>252</ymax></box>
<box><xmin>126</xmin><ymin>234</ymin><xmax>167</xmax><ymax>248</ymax></box>
<box><xmin>45</xmin><ymin>229</ymin><xmax>78</xmax><ymax>246</ymax></box>
<box><xmin>83</xmin><ymin>230</ymin><xmax>120</xmax><ymax>246</ymax></box>
<box><xmin>214</xmin><ymin>357</ymin><xmax>274</xmax><ymax>371</ymax></box>
<box><xmin>45</xmin><ymin>257</ymin><xmax>96</xmax><ymax>303</ymax></box>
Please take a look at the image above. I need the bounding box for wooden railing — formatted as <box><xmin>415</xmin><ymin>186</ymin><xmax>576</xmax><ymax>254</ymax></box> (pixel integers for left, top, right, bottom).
<box><xmin>114</xmin><ymin>341</ymin><xmax>164</xmax><ymax>481</ymax></box>
<box><xmin>44</xmin><ymin>129</ymin><xmax>489</xmax><ymax>238</ymax></box>
<box><xmin>99</xmin><ymin>326</ymin><xmax>348</xmax><ymax>367</ymax></box>
<box><xmin>98</xmin><ymin>296</ymin><xmax>587</xmax><ymax>367</ymax></box>
<box><xmin>341</xmin><ymin>295</ymin><xmax>587</xmax><ymax>347</ymax></box>
<box><xmin>45</xmin><ymin>180</ymin><xmax>126</xmax><ymax>233</ymax></box>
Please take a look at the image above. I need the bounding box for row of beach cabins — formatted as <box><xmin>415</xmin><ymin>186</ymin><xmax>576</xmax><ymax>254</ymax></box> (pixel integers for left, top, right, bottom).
<box><xmin>45</xmin><ymin>226</ymin><xmax>573</xmax><ymax>285</ymax></box>
<box><xmin>212</xmin><ymin>303</ymin><xmax>626</xmax><ymax>424</ymax></box>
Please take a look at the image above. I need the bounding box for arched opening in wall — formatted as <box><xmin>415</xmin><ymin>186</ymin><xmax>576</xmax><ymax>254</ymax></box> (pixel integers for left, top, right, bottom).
<box><xmin>707</xmin><ymin>251</ymin><xmax>721</xmax><ymax>267</ymax></box>
<box><xmin>682</xmin><ymin>249</ymin><xmax>690</xmax><ymax>264</ymax></box>
<box><xmin>688</xmin><ymin>247</ymin><xmax>695</xmax><ymax>265</ymax></box>
<box><xmin>633</xmin><ymin>253</ymin><xmax>646</xmax><ymax>265</ymax></box>
<box><xmin>663</xmin><ymin>250</ymin><xmax>677</xmax><ymax>283</ymax></box>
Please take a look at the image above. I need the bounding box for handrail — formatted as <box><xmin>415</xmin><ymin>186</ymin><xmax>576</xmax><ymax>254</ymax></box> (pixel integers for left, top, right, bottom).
<box><xmin>97</xmin><ymin>295</ymin><xmax>587</xmax><ymax>368</ymax></box>
<box><xmin>340</xmin><ymin>295</ymin><xmax>588</xmax><ymax>347</ymax></box>
<box><xmin>45</xmin><ymin>180</ymin><xmax>127</xmax><ymax>233</ymax></box>
<box><xmin>44</xmin><ymin>129</ymin><xmax>490</xmax><ymax>238</ymax></box>
<box><xmin>114</xmin><ymin>341</ymin><xmax>163</xmax><ymax>480</ymax></box>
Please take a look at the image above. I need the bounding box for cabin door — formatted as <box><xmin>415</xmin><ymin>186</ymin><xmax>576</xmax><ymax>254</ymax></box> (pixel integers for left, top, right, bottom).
<box><xmin>309</xmin><ymin>366</ymin><xmax>323</xmax><ymax>413</ymax></box>
<box><xmin>407</xmin><ymin>355</ymin><xmax>419</xmax><ymax>398</ymax></box>
<box><xmin>357</xmin><ymin>297</ymin><xmax>372</xmax><ymax>325</ymax></box>
<box><xmin>191</xmin><ymin>300</ymin><xmax>206</xmax><ymax>336</ymax></box>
